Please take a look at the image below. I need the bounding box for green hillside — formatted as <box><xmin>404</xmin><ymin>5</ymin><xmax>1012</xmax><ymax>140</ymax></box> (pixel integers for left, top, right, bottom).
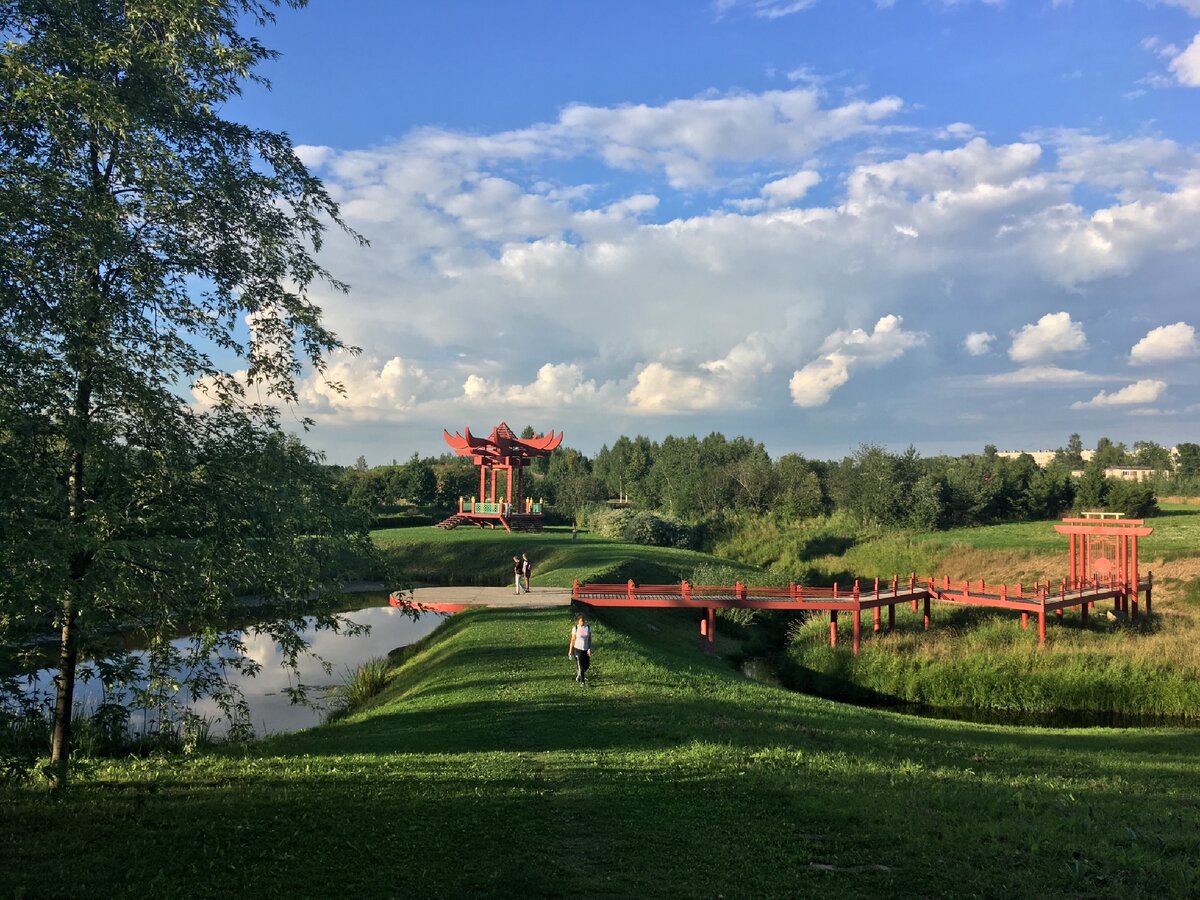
<box><xmin>4</xmin><ymin>605</ymin><xmax>1198</xmax><ymax>898</ymax></box>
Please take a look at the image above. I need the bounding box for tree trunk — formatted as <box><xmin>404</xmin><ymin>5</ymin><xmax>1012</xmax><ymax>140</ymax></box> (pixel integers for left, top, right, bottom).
<box><xmin>50</xmin><ymin>371</ymin><xmax>93</xmax><ymax>785</ymax></box>
<box><xmin>49</xmin><ymin>590</ymin><xmax>80</xmax><ymax>784</ymax></box>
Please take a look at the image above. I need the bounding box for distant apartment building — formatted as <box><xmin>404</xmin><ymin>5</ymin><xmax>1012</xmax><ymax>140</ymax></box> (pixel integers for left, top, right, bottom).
<box><xmin>996</xmin><ymin>449</ymin><xmax>1094</xmax><ymax>467</ymax></box>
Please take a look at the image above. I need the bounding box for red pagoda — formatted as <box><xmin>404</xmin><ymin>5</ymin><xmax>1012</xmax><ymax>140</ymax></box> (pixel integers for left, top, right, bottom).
<box><xmin>438</xmin><ymin>422</ymin><xmax>562</xmax><ymax>532</ymax></box>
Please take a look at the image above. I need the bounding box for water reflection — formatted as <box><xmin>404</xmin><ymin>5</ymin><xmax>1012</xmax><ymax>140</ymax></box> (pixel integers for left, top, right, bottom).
<box><xmin>27</xmin><ymin>596</ymin><xmax>445</xmax><ymax>737</ymax></box>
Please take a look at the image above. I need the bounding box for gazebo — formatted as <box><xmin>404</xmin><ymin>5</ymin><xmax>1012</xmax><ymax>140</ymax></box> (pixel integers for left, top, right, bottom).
<box><xmin>437</xmin><ymin>422</ymin><xmax>562</xmax><ymax>532</ymax></box>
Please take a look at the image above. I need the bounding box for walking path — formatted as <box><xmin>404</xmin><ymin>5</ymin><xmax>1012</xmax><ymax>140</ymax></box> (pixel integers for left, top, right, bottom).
<box><xmin>401</xmin><ymin>585</ymin><xmax>573</xmax><ymax>610</ymax></box>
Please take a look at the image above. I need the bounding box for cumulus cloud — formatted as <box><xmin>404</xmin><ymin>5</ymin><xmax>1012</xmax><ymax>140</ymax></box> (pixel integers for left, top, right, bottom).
<box><xmin>298</xmin><ymin>353</ymin><xmax>433</xmax><ymax>417</ymax></box>
<box><xmin>1129</xmin><ymin>321</ymin><xmax>1200</xmax><ymax>365</ymax></box>
<box><xmin>789</xmin><ymin>315</ymin><xmax>926</xmax><ymax>407</ymax></box>
<box><xmin>1070</xmin><ymin>379</ymin><xmax>1168</xmax><ymax>409</ymax></box>
<box><xmin>761</xmin><ymin>170</ymin><xmax>821</xmax><ymax>205</ymax></box>
<box><xmin>1009</xmin><ymin>312</ymin><xmax>1087</xmax><ymax>363</ymax></box>
<box><xmin>280</xmin><ymin>83</ymin><xmax>1200</xmax><ymax>458</ymax></box>
<box><xmin>627</xmin><ymin>334</ymin><xmax>775</xmax><ymax>413</ymax></box>
<box><xmin>964</xmin><ymin>331</ymin><xmax>996</xmax><ymax>356</ymax></box>
<box><xmin>462</xmin><ymin>363</ymin><xmax>601</xmax><ymax>407</ymax></box>
<box><xmin>558</xmin><ymin>87</ymin><xmax>902</xmax><ymax>187</ymax></box>
<box><xmin>1170</xmin><ymin>33</ymin><xmax>1200</xmax><ymax>86</ymax></box>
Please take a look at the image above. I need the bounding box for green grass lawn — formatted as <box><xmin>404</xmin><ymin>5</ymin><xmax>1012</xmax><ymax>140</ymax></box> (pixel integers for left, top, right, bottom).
<box><xmin>374</xmin><ymin>525</ymin><xmax>759</xmax><ymax>588</ymax></box>
<box><xmin>911</xmin><ymin>504</ymin><xmax>1200</xmax><ymax>562</ymax></box>
<box><xmin>4</xmin><ymin>605</ymin><xmax>1198</xmax><ymax>898</ymax></box>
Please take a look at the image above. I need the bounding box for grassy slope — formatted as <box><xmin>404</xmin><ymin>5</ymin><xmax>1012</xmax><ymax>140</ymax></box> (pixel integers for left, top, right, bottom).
<box><xmin>375</xmin><ymin>525</ymin><xmax>758</xmax><ymax>588</ymax></box>
<box><xmin>4</xmin><ymin>606</ymin><xmax>1199</xmax><ymax>898</ymax></box>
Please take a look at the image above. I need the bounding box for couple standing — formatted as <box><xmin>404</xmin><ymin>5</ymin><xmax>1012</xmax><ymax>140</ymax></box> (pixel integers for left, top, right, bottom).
<box><xmin>512</xmin><ymin>553</ymin><xmax>532</xmax><ymax>593</ymax></box>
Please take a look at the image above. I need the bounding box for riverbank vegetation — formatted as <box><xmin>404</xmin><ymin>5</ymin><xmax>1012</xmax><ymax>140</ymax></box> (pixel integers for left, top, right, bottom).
<box><xmin>3</xmin><ymin>606</ymin><xmax>1198</xmax><ymax>897</ymax></box>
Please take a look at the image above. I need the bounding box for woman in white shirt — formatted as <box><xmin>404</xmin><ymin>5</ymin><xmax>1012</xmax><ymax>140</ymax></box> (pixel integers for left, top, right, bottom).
<box><xmin>567</xmin><ymin>615</ymin><xmax>592</xmax><ymax>684</ymax></box>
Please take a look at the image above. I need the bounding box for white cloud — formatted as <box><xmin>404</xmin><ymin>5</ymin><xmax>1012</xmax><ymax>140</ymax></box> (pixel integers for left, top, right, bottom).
<box><xmin>964</xmin><ymin>331</ymin><xmax>996</xmax><ymax>356</ymax></box>
<box><xmin>558</xmin><ymin>87</ymin><xmax>903</xmax><ymax>188</ymax></box>
<box><xmin>714</xmin><ymin>0</ymin><xmax>819</xmax><ymax>19</ymax></box>
<box><xmin>1009</xmin><ymin>312</ymin><xmax>1087</xmax><ymax>362</ymax></box>
<box><xmin>1070</xmin><ymin>379</ymin><xmax>1167</xmax><ymax>409</ymax></box>
<box><xmin>984</xmin><ymin>366</ymin><xmax>1107</xmax><ymax>385</ymax></box>
<box><xmin>627</xmin><ymin>334</ymin><xmax>776</xmax><ymax>413</ymax></box>
<box><xmin>1159</xmin><ymin>1</ymin><xmax>1200</xmax><ymax>18</ymax></box>
<box><xmin>462</xmin><ymin>363</ymin><xmax>601</xmax><ymax>407</ymax></box>
<box><xmin>1170</xmin><ymin>32</ymin><xmax>1200</xmax><ymax>86</ymax></box>
<box><xmin>789</xmin><ymin>315</ymin><xmax>926</xmax><ymax>407</ymax></box>
<box><xmin>299</xmin><ymin>353</ymin><xmax>433</xmax><ymax>417</ymax></box>
<box><xmin>1129</xmin><ymin>321</ymin><xmax>1200</xmax><ymax>364</ymax></box>
<box><xmin>761</xmin><ymin>170</ymin><xmax>821</xmax><ymax>205</ymax></box>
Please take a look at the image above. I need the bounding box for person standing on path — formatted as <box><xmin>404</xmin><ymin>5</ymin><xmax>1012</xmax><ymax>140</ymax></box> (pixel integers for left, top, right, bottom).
<box><xmin>568</xmin><ymin>614</ymin><xmax>592</xmax><ymax>684</ymax></box>
<box><xmin>513</xmin><ymin>555</ymin><xmax>525</xmax><ymax>594</ymax></box>
<box><xmin>521</xmin><ymin>553</ymin><xmax>532</xmax><ymax>593</ymax></box>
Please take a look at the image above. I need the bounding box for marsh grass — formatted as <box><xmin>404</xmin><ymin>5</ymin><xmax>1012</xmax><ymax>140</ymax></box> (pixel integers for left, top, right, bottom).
<box><xmin>785</xmin><ymin>605</ymin><xmax>1200</xmax><ymax>720</ymax></box>
<box><xmin>325</xmin><ymin>657</ymin><xmax>391</xmax><ymax>723</ymax></box>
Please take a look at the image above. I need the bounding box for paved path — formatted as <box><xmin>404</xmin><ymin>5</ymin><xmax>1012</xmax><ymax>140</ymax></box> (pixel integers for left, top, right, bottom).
<box><xmin>402</xmin><ymin>585</ymin><xmax>573</xmax><ymax>610</ymax></box>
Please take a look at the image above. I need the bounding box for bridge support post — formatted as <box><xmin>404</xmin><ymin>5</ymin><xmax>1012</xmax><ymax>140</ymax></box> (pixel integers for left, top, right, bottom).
<box><xmin>923</xmin><ymin>595</ymin><xmax>931</xmax><ymax>630</ymax></box>
<box><xmin>1080</xmin><ymin>597</ymin><xmax>1088</xmax><ymax>627</ymax></box>
<box><xmin>1020</xmin><ymin>612</ymin><xmax>1028</xmax><ymax>630</ymax></box>
<box><xmin>873</xmin><ymin>605</ymin><xmax>881</xmax><ymax>633</ymax></box>
<box><xmin>829</xmin><ymin>610</ymin><xmax>838</xmax><ymax>649</ymax></box>
<box><xmin>707</xmin><ymin>607</ymin><xmax>716</xmax><ymax>649</ymax></box>
<box><xmin>888</xmin><ymin>603</ymin><xmax>895</xmax><ymax>632</ymax></box>
<box><xmin>1038</xmin><ymin>605</ymin><xmax>1046</xmax><ymax>645</ymax></box>
<box><xmin>852</xmin><ymin>606</ymin><xmax>861</xmax><ymax>655</ymax></box>
<box><xmin>1145</xmin><ymin>571</ymin><xmax>1153</xmax><ymax>616</ymax></box>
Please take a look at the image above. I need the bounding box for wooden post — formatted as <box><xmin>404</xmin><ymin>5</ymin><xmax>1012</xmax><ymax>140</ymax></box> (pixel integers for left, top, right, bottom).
<box><xmin>1020</xmin><ymin>612</ymin><xmax>1028</xmax><ymax>630</ymax></box>
<box><xmin>888</xmin><ymin>602</ymin><xmax>895</xmax><ymax>632</ymax></box>
<box><xmin>1080</xmin><ymin>593</ymin><xmax>1088</xmax><ymax>627</ymax></box>
<box><xmin>707</xmin><ymin>607</ymin><xmax>716</xmax><ymax>648</ymax></box>
<box><xmin>910</xmin><ymin>573</ymin><xmax>918</xmax><ymax>612</ymax></box>
<box><xmin>852</xmin><ymin>604</ymin><xmax>861</xmax><ymax>656</ymax></box>
<box><xmin>572</xmin><ymin>579</ymin><xmax>580</xmax><ymax>600</ymax></box>
<box><xmin>627</xmin><ymin>579</ymin><xmax>635</xmax><ymax>602</ymax></box>
<box><xmin>1038</xmin><ymin>600</ymin><xmax>1046</xmax><ymax>645</ymax></box>
<box><xmin>829</xmin><ymin>610</ymin><xmax>838</xmax><ymax>648</ymax></box>
<box><xmin>681</xmin><ymin>580</ymin><xmax>691</xmax><ymax>601</ymax></box>
<box><xmin>923</xmin><ymin>595</ymin><xmax>931</xmax><ymax>630</ymax></box>
<box><xmin>1145</xmin><ymin>571</ymin><xmax>1153</xmax><ymax>616</ymax></box>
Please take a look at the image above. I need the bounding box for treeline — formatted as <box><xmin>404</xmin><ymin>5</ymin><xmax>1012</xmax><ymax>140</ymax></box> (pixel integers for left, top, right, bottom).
<box><xmin>338</xmin><ymin>432</ymin><xmax>1200</xmax><ymax>531</ymax></box>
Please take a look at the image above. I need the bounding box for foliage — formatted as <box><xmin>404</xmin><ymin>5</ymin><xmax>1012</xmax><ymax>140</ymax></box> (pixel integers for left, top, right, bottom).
<box><xmin>583</xmin><ymin>507</ymin><xmax>695</xmax><ymax>549</ymax></box>
<box><xmin>325</xmin><ymin>656</ymin><xmax>391</xmax><ymax>723</ymax></box>
<box><xmin>0</xmin><ymin>0</ymin><xmax>371</xmax><ymax>778</ymax></box>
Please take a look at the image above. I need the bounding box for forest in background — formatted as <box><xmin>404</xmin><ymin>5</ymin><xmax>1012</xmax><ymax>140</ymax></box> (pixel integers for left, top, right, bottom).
<box><xmin>335</xmin><ymin>432</ymin><xmax>1199</xmax><ymax>544</ymax></box>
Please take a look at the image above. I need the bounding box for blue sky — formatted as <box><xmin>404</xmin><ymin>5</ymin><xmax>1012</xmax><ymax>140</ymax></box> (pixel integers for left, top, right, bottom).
<box><xmin>214</xmin><ymin>0</ymin><xmax>1200</xmax><ymax>464</ymax></box>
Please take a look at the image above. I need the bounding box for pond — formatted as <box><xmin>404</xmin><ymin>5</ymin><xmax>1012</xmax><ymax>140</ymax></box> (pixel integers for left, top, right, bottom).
<box><xmin>23</xmin><ymin>593</ymin><xmax>447</xmax><ymax>737</ymax></box>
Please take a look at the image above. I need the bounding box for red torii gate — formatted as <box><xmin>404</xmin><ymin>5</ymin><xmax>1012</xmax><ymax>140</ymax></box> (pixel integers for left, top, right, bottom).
<box><xmin>1054</xmin><ymin>514</ymin><xmax>1153</xmax><ymax>618</ymax></box>
<box><xmin>439</xmin><ymin>422</ymin><xmax>562</xmax><ymax>532</ymax></box>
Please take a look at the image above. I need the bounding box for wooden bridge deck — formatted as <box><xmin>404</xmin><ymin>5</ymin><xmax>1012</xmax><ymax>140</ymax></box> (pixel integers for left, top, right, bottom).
<box><xmin>571</xmin><ymin>575</ymin><xmax>1153</xmax><ymax>654</ymax></box>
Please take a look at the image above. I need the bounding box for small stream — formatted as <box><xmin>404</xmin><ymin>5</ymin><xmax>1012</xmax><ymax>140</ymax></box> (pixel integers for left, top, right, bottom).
<box><xmin>21</xmin><ymin>594</ymin><xmax>446</xmax><ymax>737</ymax></box>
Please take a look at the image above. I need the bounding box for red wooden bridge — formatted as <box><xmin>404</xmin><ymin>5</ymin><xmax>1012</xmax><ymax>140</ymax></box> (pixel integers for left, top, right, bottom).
<box><xmin>571</xmin><ymin>516</ymin><xmax>1154</xmax><ymax>654</ymax></box>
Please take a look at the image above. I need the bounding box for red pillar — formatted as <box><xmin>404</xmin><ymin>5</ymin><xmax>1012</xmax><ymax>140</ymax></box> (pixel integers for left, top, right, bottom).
<box><xmin>479</xmin><ymin>465</ymin><xmax>487</xmax><ymax>503</ymax></box>
<box><xmin>923</xmin><ymin>595</ymin><xmax>931</xmax><ymax>630</ymax></box>
<box><xmin>852</xmin><ymin>605</ymin><xmax>861</xmax><ymax>656</ymax></box>
<box><xmin>706</xmin><ymin>607</ymin><xmax>716</xmax><ymax>648</ymax></box>
<box><xmin>1038</xmin><ymin>605</ymin><xmax>1046</xmax><ymax>645</ymax></box>
<box><xmin>1068</xmin><ymin>533</ymin><xmax>1076</xmax><ymax>588</ymax></box>
<box><xmin>829</xmin><ymin>610</ymin><xmax>838</xmax><ymax>648</ymax></box>
<box><xmin>1020</xmin><ymin>612</ymin><xmax>1028</xmax><ymax>630</ymax></box>
<box><xmin>873</xmin><ymin>605</ymin><xmax>881</xmax><ymax>633</ymax></box>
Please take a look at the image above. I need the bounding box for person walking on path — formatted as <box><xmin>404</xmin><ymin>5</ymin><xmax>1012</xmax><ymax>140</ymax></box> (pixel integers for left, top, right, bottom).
<box><xmin>513</xmin><ymin>555</ymin><xmax>525</xmax><ymax>594</ymax></box>
<box><xmin>521</xmin><ymin>553</ymin><xmax>532</xmax><ymax>592</ymax></box>
<box><xmin>568</xmin><ymin>614</ymin><xmax>592</xmax><ymax>684</ymax></box>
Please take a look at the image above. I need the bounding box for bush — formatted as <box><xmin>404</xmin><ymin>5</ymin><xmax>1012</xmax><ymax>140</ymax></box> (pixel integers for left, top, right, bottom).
<box><xmin>587</xmin><ymin>508</ymin><xmax>696</xmax><ymax>548</ymax></box>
